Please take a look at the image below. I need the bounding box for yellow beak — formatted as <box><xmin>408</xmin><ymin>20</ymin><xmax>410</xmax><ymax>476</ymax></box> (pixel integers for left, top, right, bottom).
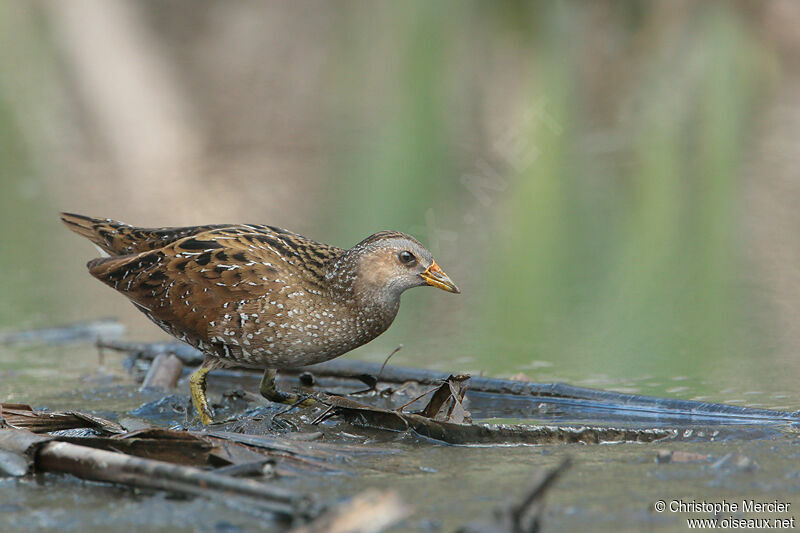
<box><xmin>420</xmin><ymin>261</ymin><xmax>460</xmax><ymax>294</ymax></box>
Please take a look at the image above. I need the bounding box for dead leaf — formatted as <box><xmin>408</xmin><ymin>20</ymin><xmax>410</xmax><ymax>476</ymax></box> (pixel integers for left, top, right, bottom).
<box><xmin>0</xmin><ymin>403</ymin><xmax>125</xmax><ymax>434</ymax></box>
<box><xmin>417</xmin><ymin>374</ymin><xmax>471</xmax><ymax>422</ymax></box>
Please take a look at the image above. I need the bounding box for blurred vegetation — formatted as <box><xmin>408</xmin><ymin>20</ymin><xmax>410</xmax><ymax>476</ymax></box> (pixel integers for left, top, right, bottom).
<box><xmin>489</xmin><ymin>3</ymin><xmax>771</xmax><ymax>376</ymax></box>
<box><xmin>0</xmin><ymin>1</ymin><xmax>796</xmax><ymax>394</ymax></box>
<box><xmin>0</xmin><ymin>4</ymin><xmax>60</xmax><ymax>326</ymax></box>
<box><xmin>323</xmin><ymin>2</ymin><xmax>777</xmax><ymax>380</ymax></box>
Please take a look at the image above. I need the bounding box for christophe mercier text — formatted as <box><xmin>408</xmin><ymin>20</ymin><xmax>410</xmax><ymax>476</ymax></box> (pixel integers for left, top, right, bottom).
<box><xmin>671</xmin><ymin>500</ymin><xmax>791</xmax><ymax>514</ymax></box>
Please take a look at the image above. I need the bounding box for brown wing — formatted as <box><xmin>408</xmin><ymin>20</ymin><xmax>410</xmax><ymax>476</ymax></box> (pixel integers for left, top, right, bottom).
<box><xmin>61</xmin><ymin>212</ymin><xmax>228</xmax><ymax>256</ymax></box>
<box><xmin>86</xmin><ymin>226</ymin><xmax>344</xmax><ymax>349</ymax></box>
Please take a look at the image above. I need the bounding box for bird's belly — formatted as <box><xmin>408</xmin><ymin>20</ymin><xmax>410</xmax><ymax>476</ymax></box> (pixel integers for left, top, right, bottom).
<box><xmin>202</xmin><ymin>317</ymin><xmax>390</xmax><ymax>369</ymax></box>
<box><xmin>141</xmin><ymin>293</ymin><xmax>397</xmax><ymax>369</ymax></box>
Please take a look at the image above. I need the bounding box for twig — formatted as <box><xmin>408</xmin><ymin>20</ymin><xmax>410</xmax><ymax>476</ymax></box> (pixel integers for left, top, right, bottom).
<box><xmin>213</xmin><ymin>459</ymin><xmax>274</xmax><ymax>478</ymax></box>
<box><xmin>396</xmin><ymin>385</ymin><xmax>442</xmax><ymax>413</ymax></box>
<box><xmin>310</xmin><ymin>404</ymin><xmax>336</xmax><ymax>426</ymax></box>
<box><xmin>29</xmin><ymin>435</ymin><xmax>315</xmax><ymax>520</ymax></box>
<box><xmin>377</xmin><ymin>345</ymin><xmax>403</xmax><ymax>383</ymax></box>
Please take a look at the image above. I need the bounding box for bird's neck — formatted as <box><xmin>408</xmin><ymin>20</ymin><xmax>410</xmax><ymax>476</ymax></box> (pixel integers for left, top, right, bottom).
<box><xmin>324</xmin><ymin>249</ymin><xmax>402</xmax><ymax>328</ymax></box>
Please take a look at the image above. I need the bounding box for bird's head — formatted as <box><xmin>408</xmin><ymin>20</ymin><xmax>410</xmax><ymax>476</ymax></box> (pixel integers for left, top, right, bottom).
<box><xmin>335</xmin><ymin>231</ymin><xmax>460</xmax><ymax>304</ymax></box>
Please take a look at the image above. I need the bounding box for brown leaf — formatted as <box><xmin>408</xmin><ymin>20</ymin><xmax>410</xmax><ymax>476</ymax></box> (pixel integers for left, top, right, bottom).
<box><xmin>0</xmin><ymin>403</ymin><xmax>124</xmax><ymax>435</ymax></box>
<box><xmin>417</xmin><ymin>374</ymin><xmax>471</xmax><ymax>422</ymax></box>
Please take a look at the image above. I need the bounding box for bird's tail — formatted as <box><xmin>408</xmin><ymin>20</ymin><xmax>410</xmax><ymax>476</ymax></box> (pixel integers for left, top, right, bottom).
<box><xmin>60</xmin><ymin>212</ymin><xmax>129</xmax><ymax>256</ymax></box>
<box><xmin>61</xmin><ymin>212</ymin><xmax>231</xmax><ymax>257</ymax></box>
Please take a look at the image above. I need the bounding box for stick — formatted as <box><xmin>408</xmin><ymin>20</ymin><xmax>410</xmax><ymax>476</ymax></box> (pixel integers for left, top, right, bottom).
<box><xmin>140</xmin><ymin>353</ymin><xmax>183</xmax><ymax>391</ymax></box>
<box><xmin>33</xmin><ymin>438</ymin><xmax>314</xmax><ymax>519</ymax></box>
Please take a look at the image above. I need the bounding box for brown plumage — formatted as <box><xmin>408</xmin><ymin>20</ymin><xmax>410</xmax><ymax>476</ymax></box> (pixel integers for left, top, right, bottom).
<box><xmin>61</xmin><ymin>213</ymin><xmax>460</xmax><ymax>424</ymax></box>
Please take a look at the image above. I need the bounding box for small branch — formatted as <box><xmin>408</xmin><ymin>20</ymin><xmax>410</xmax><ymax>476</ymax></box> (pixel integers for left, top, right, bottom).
<box><xmin>0</xmin><ymin>428</ymin><xmax>316</xmax><ymax>521</ymax></box>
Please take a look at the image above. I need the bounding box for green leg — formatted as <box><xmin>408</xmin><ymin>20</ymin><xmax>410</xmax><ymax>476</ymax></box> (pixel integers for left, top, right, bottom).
<box><xmin>190</xmin><ymin>359</ymin><xmax>216</xmax><ymax>425</ymax></box>
<box><xmin>259</xmin><ymin>368</ymin><xmax>315</xmax><ymax>407</ymax></box>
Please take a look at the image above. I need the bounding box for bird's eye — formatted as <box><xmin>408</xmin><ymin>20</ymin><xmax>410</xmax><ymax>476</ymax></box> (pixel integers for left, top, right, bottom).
<box><xmin>398</xmin><ymin>251</ymin><xmax>416</xmax><ymax>266</ymax></box>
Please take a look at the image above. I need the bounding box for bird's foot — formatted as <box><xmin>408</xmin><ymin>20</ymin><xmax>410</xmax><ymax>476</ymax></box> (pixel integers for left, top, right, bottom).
<box><xmin>279</xmin><ymin>391</ymin><xmax>317</xmax><ymax>408</ymax></box>
<box><xmin>195</xmin><ymin>401</ymin><xmax>215</xmax><ymax>426</ymax></box>
<box><xmin>260</xmin><ymin>368</ymin><xmax>316</xmax><ymax>408</ymax></box>
<box><xmin>262</xmin><ymin>383</ymin><xmax>317</xmax><ymax>408</ymax></box>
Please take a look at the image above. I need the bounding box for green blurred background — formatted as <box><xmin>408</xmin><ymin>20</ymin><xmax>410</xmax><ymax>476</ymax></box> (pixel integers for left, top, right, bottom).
<box><xmin>2</xmin><ymin>0</ymin><xmax>800</xmax><ymax>403</ymax></box>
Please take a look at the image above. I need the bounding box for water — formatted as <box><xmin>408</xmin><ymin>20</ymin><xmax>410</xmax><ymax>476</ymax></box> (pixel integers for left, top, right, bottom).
<box><xmin>2</xmin><ymin>338</ymin><xmax>800</xmax><ymax>532</ymax></box>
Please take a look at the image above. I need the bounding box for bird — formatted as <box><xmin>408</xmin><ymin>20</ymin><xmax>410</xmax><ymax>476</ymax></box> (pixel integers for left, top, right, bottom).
<box><xmin>61</xmin><ymin>213</ymin><xmax>460</xmax><ymax>425</ymax></box>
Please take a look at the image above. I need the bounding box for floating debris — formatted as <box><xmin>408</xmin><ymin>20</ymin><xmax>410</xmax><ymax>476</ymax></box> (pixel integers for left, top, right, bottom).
<box><xmin>292</xmin><ymin>360</ymin><xmax>800</xmax><ymax>425</ymax></box>
<box><xmin>315</xmin><ymin>394</ymin><xmax>671</xmax><ymax>445</ymax></box>
<box><xmin>109</xmin><ymin>341</ymin><xmax>800</xmax><ymax>426</ymax></box>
